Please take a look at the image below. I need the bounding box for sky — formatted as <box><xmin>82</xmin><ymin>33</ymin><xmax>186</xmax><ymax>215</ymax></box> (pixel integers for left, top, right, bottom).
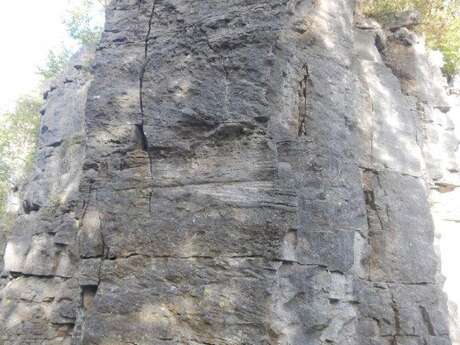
<box><xmin>0</xmin><ymin>1</ymin><xmax>73</xmax><ymax>113</ymax></box>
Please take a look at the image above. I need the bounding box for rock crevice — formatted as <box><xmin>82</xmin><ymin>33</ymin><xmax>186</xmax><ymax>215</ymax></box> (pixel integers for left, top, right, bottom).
<box><xmin>0</xmin><ymin>2</ymin><xmax>457</xmax><ymax>345</ymax></box>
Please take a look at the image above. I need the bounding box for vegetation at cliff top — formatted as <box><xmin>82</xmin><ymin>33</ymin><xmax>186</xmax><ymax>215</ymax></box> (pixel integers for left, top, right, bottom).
<box><xmin>37</xmin><ymin>47</ymin><xmax>73</xmax><ymax>81</ymax></box>
<box><xmin>0</xmin><ymin>96</ymin><xmax>42</xmax><ymax>216</ymax></box>
<box><xmin>362</xmin><ymin>0</ymin><xmax>460</xmax><ymax>77</ymax></box>
<box><xmin>38</xmin><ymin>0</ymin><xmax>107</xmax><ymax>81</ymax></box>
<box><xmin>64</xmin><ymin>0</ymin><xmax>108</xmax><ymax>47</ymax></box>
<box><xmin>0</xmin><ymin>0</ymin><xmax>106</xmax><ymax>219</ymax></box>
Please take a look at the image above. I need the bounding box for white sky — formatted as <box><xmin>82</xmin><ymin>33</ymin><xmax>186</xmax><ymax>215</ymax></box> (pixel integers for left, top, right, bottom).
<box><xmin>0</xmin><ymin>1</ymin><xmax>72</xmax><ymax>113</ymax></box>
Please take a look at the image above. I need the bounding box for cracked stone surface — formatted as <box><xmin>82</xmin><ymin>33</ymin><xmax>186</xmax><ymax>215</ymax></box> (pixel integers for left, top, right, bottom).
<box><xmin>0</xmin><ymin>1</ymin><xmax>457</xmax><ymax>345</ymax></box>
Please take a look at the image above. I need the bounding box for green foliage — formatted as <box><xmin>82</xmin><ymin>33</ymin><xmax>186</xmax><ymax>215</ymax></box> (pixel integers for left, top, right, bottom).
<box><xmin>0</xmin><ymin>1</ymin><xmax>108</xmax><ymax>225</ymax></box>
<box><xmin>362</xmin><ymin>0</ymin><xmax>460</xmax><ymax>76</ymax></box>
<box><xmin>38</xmin><ymin>0</ymin><xmax>107</xmax><ymax>81</ymax></box>
<box><xmin>64</xmin><ymin>0</ymin><xmax>106</xmax><ymax>47</ymax></box>
<box><xmin>37</xmin><ymin>47</ymin><xmax>73</xmax><ymax>80</ymax></box>
<box><xmin>0</xmin><ymin>96</ymin><xmax>42</xmax><ymax>215</ymax></box>
<box><xmin>2</xmin><ymin>0</ymin><xmax>108</xmax><ymax>215</ymax></box>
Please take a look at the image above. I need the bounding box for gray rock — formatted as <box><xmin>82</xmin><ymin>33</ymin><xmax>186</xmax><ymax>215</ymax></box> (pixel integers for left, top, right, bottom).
<box><xmin>392</xmin><ymin>27</ymin><xmax>419</xmax><ymax>46</ymax></box>
<box><xmin>0</xmin><ymin>2</ymin><xmax>456</xmax><ymax>345</ymax></box>
<box><xmin>384</xmin><ymin>10</ymin><xmax>422</xmax><ymax>31</ymax></box>
<box><xmin>0</xmin><ymin>47</ymin><xmax>94</xmax><ymax>344</ymax></box>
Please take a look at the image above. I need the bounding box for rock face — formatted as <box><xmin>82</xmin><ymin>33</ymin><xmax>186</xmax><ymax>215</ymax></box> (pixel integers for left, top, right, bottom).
<box><xmin>431</xmin><ymin>77</ymin><xmax>460</xmax><ymax>345</ymax></box>
<box><xmin>0</xmin><ymin>47</ymin><xmax>94</xmax><ymax>344</ymax></box>
<box><xmin>0</xmin><ymin>1</ymin><xmax>458</xmax><ymax>345</ymax></box>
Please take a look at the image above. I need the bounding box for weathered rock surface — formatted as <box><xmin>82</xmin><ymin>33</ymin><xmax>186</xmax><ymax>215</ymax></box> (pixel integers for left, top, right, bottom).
<box><xmin>431</xmin><ymin>77</ymin><xmax>460</xmax><ymax>345</ymax></box>
<box><xmin>0</xmin><ymin>1</ymin><xmax>457</xmax><ymax>345</ymax></box>
<box><xmin>0</xmin><ymin>48</ymin><xmax>94</xmax><ymax>345</ymax></box>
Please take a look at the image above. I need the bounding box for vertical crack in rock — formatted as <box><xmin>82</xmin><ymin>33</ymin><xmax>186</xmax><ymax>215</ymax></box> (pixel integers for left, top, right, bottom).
<box><xmin>391</xmin><ymin>298</ymin><xmax>401</xmax><ymax>345</ymax></box>
<box><xmin>363</xmin><ymin>177</ymin><xmax>385</xmax><ymax>232</ymax></box>
<box><xmin>374</xmin><ymin>31</ymin><xmax>387</xmax><ymax>58</ymax></box>
<box><xmin>81</xmin><ymin>286</ymin><xmax>98</xmax><ymax>313</ymax></box>
<box><xmin>100</xmin><ymin>216</ymin><xmax>109</xmax><ymax>260</ymax></box>
<box><xmin>79</xmin><ymin>181</ymin><xmax>94</xmax><ymax>226</ymax></box>
<box><xmin>139</xmin><ymin>0</ymin><xmax>156</xmax><ymax>179</ymax></box>
<box><xmin>362</xmin><ymin>168</ymin><xmax>391</xmax><ymax>282</ymax></box>
<box><xmin>419</xmin><ymin>305</ymin><xmax>436</xmax><ymax>336</ymax></box>
<box><xmin>134</xmin><ymin>123</ymin><xmax>149</xmax><ymax>152</ymax></box>
<box><xmin>139</xmin><ymin>0</ymin><xmax>156</xmax><ymax>123</ymax></box>
<box><xmin>73</xmin><ymin>284</ymin><xmax>99</xmax><ymax>345</ymax></box>
<box><xmin>148</xmin><ymin>191</ymin><xmax>153</xmax><ymax>214</ymax></box>
<box><xmin>2</xmin><ymin>2</ymin><xmax>456</xmax><ymax>344</ymax></box>
<box><xmin>297</xmin><ymin>65</ymin><xmax>313</xmax><ymax>136</ymax></box>
<box><xmin>74</xmin><ymin>182</ymin><xmax>104</xmax><ymax>344</ymax></box>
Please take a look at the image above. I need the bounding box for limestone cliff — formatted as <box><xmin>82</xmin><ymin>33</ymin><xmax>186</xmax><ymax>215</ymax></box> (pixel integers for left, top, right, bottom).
<box><xmin>0</xmin><ymin>1</ymin><xmax>458</xmax><ymax>345</ymax></box>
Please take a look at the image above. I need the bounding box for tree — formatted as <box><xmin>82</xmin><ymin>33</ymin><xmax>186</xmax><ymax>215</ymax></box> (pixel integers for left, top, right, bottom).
<box><xmin>38</xmin><ymin>0</ymin><xmax>107</xmax><ymax>81</ymax></box>
<box><xmin>64</xmin><ymin>0</ymin><xmax>107</xmax><ymax>47</ymax></box>
<box><xmin>37</xmin><ymin>47</ymin><xmax>73</xmax><ymax>80</ymax></box>
<box><xmin>0</xmin><ymin>96</ymin><xmax>42</xmax><ymax>216</ymax></box>
<box><xmin>2</xmin><ymin>0</ymin><xmax>107</xmax><ymax>215</ymax></box>
<box><xmin>362</xmin><ymin>0</ymin><xmax>460</xmax><ymax>77</ymax></box>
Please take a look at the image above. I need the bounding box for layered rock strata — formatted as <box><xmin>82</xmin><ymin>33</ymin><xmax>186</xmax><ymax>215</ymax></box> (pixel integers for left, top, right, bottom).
<box><xmin>0</xmin><ymin>1</ymin><xmax>457</xmax><ymax>345</ymax></box>
<box><xmin>0</xmin><ymin>48</ymin><xmax>94</xmax><ymax>345</ymax></box>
